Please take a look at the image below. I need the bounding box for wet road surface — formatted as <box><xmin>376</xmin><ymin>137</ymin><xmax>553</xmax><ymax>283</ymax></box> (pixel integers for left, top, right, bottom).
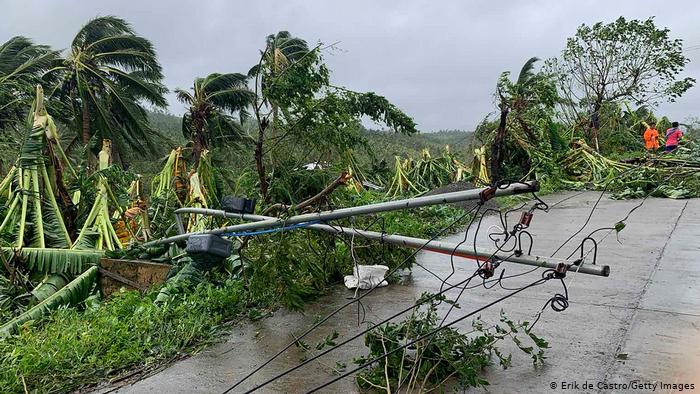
<box><xmin>111</xmin><ymin>192</ymin><xmax>700</xmax><ymax>393</ymax></box>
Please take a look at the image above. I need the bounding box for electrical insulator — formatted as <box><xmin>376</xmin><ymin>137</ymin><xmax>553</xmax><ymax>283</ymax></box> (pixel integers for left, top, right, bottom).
<box><xmin>479</xmin><ymin>261</ymin><xmax>495</xmax><ymax>279</ymax></box>
<box><xmin>520</xmin><ymin>212</ymin><xmax>533</xmax><ymax>227</ymax></box>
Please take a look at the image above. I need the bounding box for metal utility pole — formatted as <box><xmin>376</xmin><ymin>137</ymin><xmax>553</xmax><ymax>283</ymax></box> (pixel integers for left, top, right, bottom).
<box><xmin>146</xmin><ymin>182</ymin><xmax>537</xmax><ymax>246</ymax></box>
<box><xmin>168</xmin><ymin>206</ymin><xmax>609</xmax><ymax>277</ymax></box>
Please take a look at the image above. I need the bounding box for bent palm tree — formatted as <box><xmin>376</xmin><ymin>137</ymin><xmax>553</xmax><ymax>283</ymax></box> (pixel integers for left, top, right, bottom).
<box><xmin>260</xmin><ymin>31</ymin><xmax>310</xmax><ymax>78</ymax></box>
<box><xmin>248</xmin><ymin>31</ymin><xmax>310</xmax><ymax>199</ymax></box>
<box><xmin>48</xmin><ymin>16</ymin><xmax>167</xmax><ymax>163</ymax></box>
<box><xmin>253</xmin><ymin>31</ymin><xmax>310</xmax><ymax>127</ymax></box>
<box><xmin>175</xmin><ymin>73</ymin><xmax>253</xmax><ymax>166</ymax></box>
<box><xmin>0</xmin><ymin>36</ymin><xmax>58</xmax><ymax>130</ymax></box>
<box><xmin>490</xmin><ymin>57</ymin><xmax>541</xmax><ymax>182</ymax></box>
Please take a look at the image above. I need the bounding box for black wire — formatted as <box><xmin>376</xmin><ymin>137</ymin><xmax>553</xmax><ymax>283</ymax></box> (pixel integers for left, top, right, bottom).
<box><xmin>532</xmin><ymin>167</ymin><xmax>674</xmax><ymax>330</ymax></box>
<box><xmin>530</xmin><ymin>273</ymin><xmax>569</xmax><ymax>330</ymax></box>
<box><xmin>413</xmin><ymin>202</ymin><xmax>541</xmax><ymax>292</ymax></box>
<box><xmin>306</xmin><ymin>274</ymin><xmax>553</xmax><ymax>393</ymax></box>
<box><xmin>397</xmin><ymin>198</ymin><xmax>539</xmax><ymax>390</ymax></box>
<box><xmin>439</xmin><ymin>204</ymin><xmax>482</xmax><ymax>294</ymax></box>
<box><xmin>240</xmin><ymin>270</ymin><xmax>483</xmax><ymax>393</ymax></box>
<box><xmin>419</xmin><ymin>189</ymin><xmax>550</xmax><ymax>344</ymax></box>
<box><xmin>452</xmin><ymin>263</ymin><xmax>544</xmax><ymax>292</ymax></box>
<box><xmin>443</xmin><ymin>203</ymin><xmax>524</xmax><ymax>313</ymax></box>
<box><xmin>517</xmin><ymin>231</ymin><xmax>534</xmax><ymax>255</ymax></box>
<box><xmin>566</xmin><ymin>236</ymin><xmax>598</xmax><ymax>263</ymax></box>
<box><xmin>229</xmin><ymin>182</ymin><xmax>544</xmax><ymax>392</ymax></box>
<box><xmin>396</xmin><ymin>207</ymin><xmax>496</xmax><ymax>390</ymax></box>
<box><xmin>348</xmin><ymin>219</ymin><xmax>367</xmax><ymax>326</ymax></box>
<box><xmin>480</xmin><ymin>209</ymin><xmax>519</xmax><ymax>254</ymax></box>
<box><xmin>558</xmin><ymin>169</ymin><xmax>679</xmax><ymax>262</ymax></box>
<box><xmin>223</xmin><ymin>208</ymin><xmax>474</xmax><ymax>393</ymax></box>
<box><xmin>549</xmin><ymin>164</ymin><xmax>644</xmax><ymax>258</ymax></box>
<box><xmin>481</xmin><ymin>254</ymin><xmax>515</xmax><ymax>289</ymax></box>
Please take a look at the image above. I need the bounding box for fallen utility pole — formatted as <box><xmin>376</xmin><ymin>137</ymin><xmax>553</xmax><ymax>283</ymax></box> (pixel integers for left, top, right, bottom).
<box><xmin>169</xmin><ymin>207</ymin><xmax>610</xmax><ymax>277</ymax></box>
<box><xmin>145</xmin><ymin>181</ymin><xmax>537</xmax><ymax>246</ymax></box>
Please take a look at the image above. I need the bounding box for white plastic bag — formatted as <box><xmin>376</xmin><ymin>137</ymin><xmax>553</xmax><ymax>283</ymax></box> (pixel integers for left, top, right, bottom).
<box><xmin>344</xmin><ymin>264</ymin><xmax>389</xmax><ymax>290</ymax></box>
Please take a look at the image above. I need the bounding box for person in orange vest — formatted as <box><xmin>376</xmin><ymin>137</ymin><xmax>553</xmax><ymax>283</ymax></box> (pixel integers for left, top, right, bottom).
<box><xmin>643</xmin><ymin>122</ymin><xmax>659</xmax><ymax>154</ymax></box>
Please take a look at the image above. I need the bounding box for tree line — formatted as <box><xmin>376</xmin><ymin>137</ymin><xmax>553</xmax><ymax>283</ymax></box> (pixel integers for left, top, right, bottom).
<box><xmin>0</xmin><ymin>16</ymin><xmax>418</xmax><ymax>201</ymax></box>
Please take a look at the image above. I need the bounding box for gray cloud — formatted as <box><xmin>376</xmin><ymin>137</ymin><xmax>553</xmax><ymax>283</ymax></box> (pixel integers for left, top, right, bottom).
<box><xmin>2</xmin><ymin>0</ymin><xmax>699</xmax><ymax>131</ymax></box>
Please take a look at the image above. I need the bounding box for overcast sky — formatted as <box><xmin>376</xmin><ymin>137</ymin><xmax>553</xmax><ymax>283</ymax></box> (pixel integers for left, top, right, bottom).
<box><xmin>2</xmin><ymin>0</ymin><xmax>699</xmax><ymax>131</ymax></box>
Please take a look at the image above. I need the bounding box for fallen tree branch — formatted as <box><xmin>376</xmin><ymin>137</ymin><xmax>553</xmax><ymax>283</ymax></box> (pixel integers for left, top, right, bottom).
<box><xmin>263</xmin><ymin>171</ymin><xmax>351</xmax><ymax>216</ymax></box>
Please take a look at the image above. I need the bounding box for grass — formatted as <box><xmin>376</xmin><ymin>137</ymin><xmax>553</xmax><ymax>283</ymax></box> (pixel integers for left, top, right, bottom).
<box><xmin>0</xmin><ymin>280</ymin><xmax>247</xmax><ymax>393</ymax></box>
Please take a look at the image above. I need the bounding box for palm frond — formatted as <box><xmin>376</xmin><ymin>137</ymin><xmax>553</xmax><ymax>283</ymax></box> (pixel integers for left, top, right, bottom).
<box><xmin>71</xmin><ymin>16</ymin><xmax>134</xmax><ymax>50</ymax></box>
<box><xmin>201</xmin><ymin>73</ymin><xmax>248</xmax><ymax>94</ymax></box>
<box><xmin>207</xmin><ymin>113</ymin><xmax>248</xmax><ymax>144</ymax></box>
<box><xmin>1</xmin><ymin>248</ymin><xmax>103</xmax><ymax>275</ymax></box>
<box><xmin>106</xmin><ymin>67</ymin><xmax>167</xmax><ymax>106</ymax></box>
<box><xmin>0</xmin><ymin>36</ymin><xmax>59</xmax><ymax>129</ymax></box>
<box><xmin>175</xmin><ymin>89</ymin><xmax>193</xmax><ymax>105</ymax></box>
<box><xmin>266</xmin><ymin>31</ymin><xmax>309</xmax><ymax>61</ymax></box>
<box><xmin>53</xmin><ymin>15</ymin><xmax>166</xmax><ymax>160</ymax></box>
<box><xmin>208</xmin><ymin>88</ymin><xmax>255</xmax><ymax>114</ymax></box>
<box><xmin>0</xmin><ymin>266</ymin><xmax>98</xmax><ymax>338</ymax></box>
<box><xmin>516</xmin><ymin>57</ymin><xmax>540</xmax><ymax>87</ymax></box>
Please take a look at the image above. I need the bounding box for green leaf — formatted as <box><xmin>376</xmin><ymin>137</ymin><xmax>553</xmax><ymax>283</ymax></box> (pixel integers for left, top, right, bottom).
<box><xmin>0</xmin><ymin>266</ymin><xmax>98</xmax><ymax>338</ymax></box>
<box><xmin>614</xmin><ymin>221</ymin><xmax>626</xmax><ymax>233</ymax></box>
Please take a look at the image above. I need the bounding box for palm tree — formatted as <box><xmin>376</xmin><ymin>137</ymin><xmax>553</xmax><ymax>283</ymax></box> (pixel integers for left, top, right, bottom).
<box><xmin>254</xmin><ymin>31</ymin><xmax>310</xmax><ymax>128</ymax></box>
<box><xmin>248</xmin><ymin>31</ymin><xmax>310</xmax><ymax>199</ymax></box>
<box><xmin>48</xmin><ymin>16</ymin><xmax>167</xmax><ymax>163</ymax></box>
<box><xmin>0</xmin><ymin>36</ymin><xmax>58</xmax><ymax>130</ymax></box>
<box><xmin>490</xmin><ymin>57</ymin><xmax>541</xmax><ymax>182</ymax></box>
<box><xmin>175</xmin><ymin>73</ymin><xmax>254</xmax><ymax>166</ymax></box>
<box><xmin>261</xmin><ymin>31</ymin><xmax>310</xmax><ymax>76</ymax></box>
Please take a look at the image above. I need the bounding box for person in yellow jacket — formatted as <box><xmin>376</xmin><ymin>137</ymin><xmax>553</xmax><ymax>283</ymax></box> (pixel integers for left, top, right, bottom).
<box><xmin>644</xmin><ymin>122</ymin><xmax>659</xmax><ymax>154</ymax></box>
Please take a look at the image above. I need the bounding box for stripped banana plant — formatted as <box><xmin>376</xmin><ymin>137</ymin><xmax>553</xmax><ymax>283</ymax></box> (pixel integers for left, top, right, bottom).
<box><xmin>73</xmin><ymin>140</ymin><xmax>122</xmax><ymax>250</ymax></box>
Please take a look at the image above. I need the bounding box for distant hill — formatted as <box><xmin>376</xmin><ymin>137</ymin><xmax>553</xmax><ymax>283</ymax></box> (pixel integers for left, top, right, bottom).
<box><xmin>143</xmin><ymin>110</ymin><xmax>474</xmax><ymax>167</ymax></box>
<box><xmin>360</xmin><ymin>128</ymin><xmax>473</xmax><ymax>162</ymax></box>
<box><xmin>147</xmin><ymin>110</ymin><xmax>185</xmax><ymax>144</ymax></box>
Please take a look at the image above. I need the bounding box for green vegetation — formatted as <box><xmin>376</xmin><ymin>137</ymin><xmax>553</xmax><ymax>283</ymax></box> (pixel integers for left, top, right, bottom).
<box><xmin>356</xmin><ymin>295</ymin><xmax>548</xmax><ymax>391</ymax></box>
<box><xmin>48</xmin><ymin>16</ymin><xmax>168</xmax><ymax>163</ymax></box>
<box><xmin>0</xmin><ymin>279</ymin><xmax>246</xmax><ymax>393</ymax></box>
<box><xmin>475</xmin><ymin>17</ymin><xmax>699</xmax><ymax>198</ymax></box>
<box><xmin>0</xmin><ymin>12</ymin><xmax>698</xmax><ymax>394</ymax></box>
<box><xmin>0</xmin><ymin>193</ymin><xmax>468</xmax><ymax>392</ymax></box>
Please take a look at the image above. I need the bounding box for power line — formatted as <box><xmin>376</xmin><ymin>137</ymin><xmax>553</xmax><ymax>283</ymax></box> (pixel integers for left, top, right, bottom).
<box><xmin>395</xmin><ymin>196</ymin><xmax>547</xmax><ymax>390</ymax></box>
<box><xmin>306</xmin><ymin>273</ymin><xmax>555</xmax><ymax>393</ymax></box>
<box><xmin>224</xmin><ymin>180</ymin><xmax>606</xmax><ymax>392</ymax></box>
<box><xmin>222</xmin><ymin>205</ymin><xmax>477</xmax><ymax>393</ymax></box>
<box><xmin>549</xmin><ymin>164</ymin><xmax>644</xmax><ymax>258</ymax></box>
<box><xmin>239</xmin><ymin>270</ymin><xmax>483</xmax><ymax>393</ymax></box>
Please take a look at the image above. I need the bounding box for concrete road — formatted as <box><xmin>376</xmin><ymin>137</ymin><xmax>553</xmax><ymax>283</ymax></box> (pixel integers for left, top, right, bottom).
<box><xmin>113</xmin><ymin>192</ymin><xmax>700</xmax><ymax>393</ymax></box>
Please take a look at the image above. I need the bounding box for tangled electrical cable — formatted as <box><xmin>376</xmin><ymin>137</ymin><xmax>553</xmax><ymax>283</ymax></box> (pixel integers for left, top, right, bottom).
<box><xmin>222</xmin><ymin>180</ymin><xmax>612</xmax><ymax>393</ymax></box>
<box><xmin>222</xmin><ymin>206</ymin><xmax>475</xmax><ymax>394</ymax></box>
<box><xmin>389</xmin><ymin>185</ymin><xmax>554</xmax><ymax>391</ymax></box>
<box><xmin>306</xmin><ymin>270</ymin><xmax>560</xmax><ymax>394</ymax></box>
